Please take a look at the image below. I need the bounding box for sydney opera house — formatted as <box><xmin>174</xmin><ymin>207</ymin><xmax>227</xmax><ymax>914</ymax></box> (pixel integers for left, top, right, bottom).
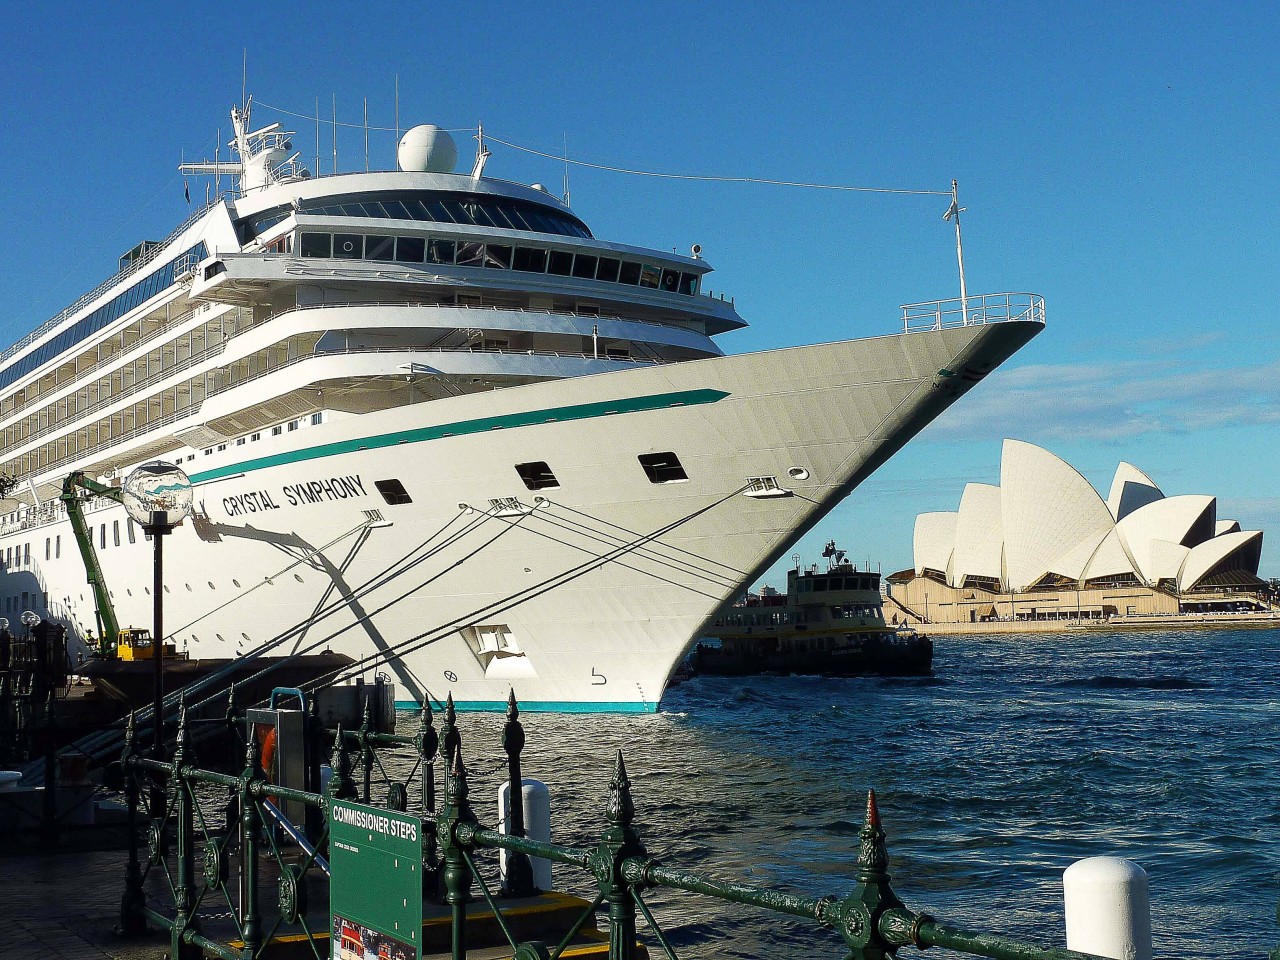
<box><xmin>886</xmin><ymin>440</ymin><xmax>1268</xmax><ymax>624</ymax></box>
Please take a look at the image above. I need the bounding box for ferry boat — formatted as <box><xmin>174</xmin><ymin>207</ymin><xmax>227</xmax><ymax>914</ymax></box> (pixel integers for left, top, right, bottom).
<box><xmin>0</xmin><ymin>99</ymin><xmax>1042</xmax><ymax>712</ymax></box>
<box><xmin>692</xmin><ymin>544</ymin><xmax>932</xmax><ymax>677</ymax></box>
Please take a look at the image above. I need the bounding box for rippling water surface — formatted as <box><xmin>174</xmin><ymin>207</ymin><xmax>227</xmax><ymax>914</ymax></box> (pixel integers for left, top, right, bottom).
<box><xmin>397</xmin><ymin>627</ymin><xmax>1280</xmax><ymax>959</ymax></box>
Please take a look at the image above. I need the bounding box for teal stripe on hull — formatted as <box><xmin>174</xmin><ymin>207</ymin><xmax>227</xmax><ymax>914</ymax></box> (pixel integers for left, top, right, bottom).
<box><xmin>393</xmin><ymin>699</ymin><xmax>658</xmax><ymax>714</ymax></box>
<box><xmin>190</xmin><ymin>388</ymin><xmax>729</xmax><ymax>484</ymax></box>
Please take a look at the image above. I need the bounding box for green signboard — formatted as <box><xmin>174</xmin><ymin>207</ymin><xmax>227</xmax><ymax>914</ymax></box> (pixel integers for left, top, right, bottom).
<box><xmin>330</xmin><ymin>799</ymin><xmax>423</xmax><ymax>960</ymax></box>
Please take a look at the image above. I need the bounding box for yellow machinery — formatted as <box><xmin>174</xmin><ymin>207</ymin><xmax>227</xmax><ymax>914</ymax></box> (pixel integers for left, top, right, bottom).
<box><xmin>114</xmin><ymin>627</ymin><xmax>184</xmax><ymax>663</ymax></box>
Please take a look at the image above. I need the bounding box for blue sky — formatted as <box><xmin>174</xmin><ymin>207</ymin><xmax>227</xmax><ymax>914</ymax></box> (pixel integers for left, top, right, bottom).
<box><xmin>1</xmin><ymin>1</ymin><xmax>1276</xmax><ymax>583</ymax></box>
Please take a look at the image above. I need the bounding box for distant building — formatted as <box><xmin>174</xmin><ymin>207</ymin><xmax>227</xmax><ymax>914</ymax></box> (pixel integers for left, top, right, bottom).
<box><xmin>886</xmin><ymin>440</ymin><xmax>1268</xmax><ymax>624</ymax></box>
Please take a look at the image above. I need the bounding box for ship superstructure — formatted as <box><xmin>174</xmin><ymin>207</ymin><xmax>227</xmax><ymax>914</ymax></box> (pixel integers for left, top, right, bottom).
<box><xmin>0</xmin><ymin>99</ymin><xmax>1044</xmax><ymax>711</ymax></box>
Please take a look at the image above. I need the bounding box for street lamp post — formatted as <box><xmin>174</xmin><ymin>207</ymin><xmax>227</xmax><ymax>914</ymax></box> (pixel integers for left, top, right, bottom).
<box><xmin>121</xmin><ymin>463</ymin><xmax>192</xmax><ymax>771</ymax></box>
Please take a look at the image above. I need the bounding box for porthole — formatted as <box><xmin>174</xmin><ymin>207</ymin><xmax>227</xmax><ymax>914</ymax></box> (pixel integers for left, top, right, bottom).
<box><xmin>185</xmin><ymin>583</ymin><xmax>192</xmax><ymax>592</ymax></box>
<box><xmin>216</xmin><ymin>633</ymin><xmax>224</xmax><ymax>642</ymax></box>
<box><xmin>788</xmin><ymin>467</ymin><xmax>810</xmax><ymax>481</ymax></box>
<box><xmin>164</xmin><ymin>585</ymin><xmax>170</xmax><ymax>593</ymax></box>
<box><xmin>241</xmin><ymin>632</ymin><xmax>251</xmax><ymax>641</ymax></box>
<box><xmin>232</xmin><ymin>579</ymin><xmax>240</xmax><ymax>587</ymax></box>
<box><xmin>294</xmin><ymin>573</ymin><xmax>304</xmax><ymax>583</ymax></box>
<box><xmin>208</xmin><ymin>581</ymin><xmax>215</xmax><ymax>590</ymax></box>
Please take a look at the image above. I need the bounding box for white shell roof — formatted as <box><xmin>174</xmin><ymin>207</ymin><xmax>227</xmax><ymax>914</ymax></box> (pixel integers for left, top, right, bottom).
<box><xmin>914</xmin><ymin>512</ymin><xmax>958</xmax><ymax>577</ymax></box>
<box><xmin>949</xmin><ymin>483</ymin><xmax>1004</xmax><ymax>586</ymax></box>
<box><xmin>1000</xmin><ymin>439</ymin><xmax>1116</xmax><ymax>591</ymax></box>
<box><xmin>1179</xmin><ymin>530</ymin><xmax>1263</xmax><ymax>591</ymax></box>
<box><xmin>910</xmin><ymin>441</ymin><xmax>1264</xmax><ymax>593</ymax></box>
<box><xmin>1107</xmin><ymin>462</ymin><xmax>1164</xmax><ymax>520</ymax></box>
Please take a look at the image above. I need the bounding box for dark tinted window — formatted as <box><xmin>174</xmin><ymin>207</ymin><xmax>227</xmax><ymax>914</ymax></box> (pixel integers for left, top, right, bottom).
<box><xmin>638</xmin><ymin>452</ymin><xmax>688</xmax><ymax>483</ymax></box>
<box><xmin>513</xmin><ymin>247</ymin><xmax>548</xmax><ymax>272</ymax></box>
<box><xmin>365</xmin><ymin>236</ymin><xmax>394</xmax><ymax>261</ymax></box>
<box><xmin>334</xmin><ymin>235</ymin><xmax>362</xmax><ymax>258</ymax></box>
<box><xmin>375</xmin><ymin>479</ymin><xmax>413</xmax><ymax>505</ymax></box>
<box><xmin>456</xmin><ymin>242</ymin><xmax>485</xmax><ymax>267</ymax></box>
<box><xmin>428</xmin><ymin>240</ymin><xmax>455</xmax><ymax>264</ymax></box>
<box><xmin>639</xmin><ymin>264</ymin><xmax>661</xmax><ymax>288</ymax></box>
<box><xmin>516</xmin><ymin>461</ymin><xmax>559</xmax><ymax>490</ymax></box>
<box><xmin>618</xmin><ymin>261</ymin><xmax>641</xmax><ymax>285</ymax></box>
<box><xmin>596</xmin><ymin>257</ymin><xmax>621</xmax><ymax>283</ymax></box>
<box><xmin>547</xmin><ymin>251</ymin><xmax>573</xmax><ymax>276</ymax></box>
<box><xmin>679</xmin><ymin>272</ymin><xmax>697</xmax><ymax>295</ymax></box>
<box><xmin>485</xmin><ymin>244</ymin><xmax>513</xmax><ymax>269</ymax></box>
<box><xmin>660</xmin><ymin>268</ymin><xmax>681</xmax><ymax>292</ymax></box>
<box><xmin>572</xmin><ymin>254</ymin><xmax>598</xmax><ymax>279</ymax></box>
<box><xmin>395</xmin><ymin>236</ymin><xmax>426</xmax><ymax>262</ymax></box>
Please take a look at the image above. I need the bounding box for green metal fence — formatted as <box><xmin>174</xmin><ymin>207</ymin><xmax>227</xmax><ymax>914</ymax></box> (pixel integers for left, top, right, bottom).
<box><xmin>117</xmin><ymin>691</ymin><xmax>1116</xmax><ymax>960</ymax></box>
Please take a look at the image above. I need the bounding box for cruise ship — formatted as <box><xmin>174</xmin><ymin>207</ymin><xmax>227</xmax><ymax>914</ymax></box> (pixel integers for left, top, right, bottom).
<box><xmin>0</xmin><ymin>100</ymin><xmax>1044</xmax><ymax>712</ymax></box>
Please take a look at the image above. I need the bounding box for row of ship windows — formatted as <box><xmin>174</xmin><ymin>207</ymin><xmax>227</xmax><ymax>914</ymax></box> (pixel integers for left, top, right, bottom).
<box><xmin>514</xmin><ymin>452</ymin><xmax>688</xmax><ymax>491</ymax></box>
<box><xmin>0</xmin><ymin>242</ymin><xmax>207</xmax><ymax>396</ymax></box>
<box><xmin>174</xmin><ymin>413</ymin><xmax>326</xmax><ymax>463</ymax></box>
<box><xmin>298</xmin><ymin>232</ymin><xmax>703</xmax><ymax>296</ymax></box>
<box><xmin>799</xmin><ymin>575</ymin><xmax>879</xmax><ymax>592</ymax></box>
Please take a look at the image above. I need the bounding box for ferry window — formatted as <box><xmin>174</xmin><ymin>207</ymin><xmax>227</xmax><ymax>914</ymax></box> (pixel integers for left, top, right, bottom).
<box><xmin>113</xmin><ymin>521</ymin><xmax>120</xmax><ymax>547</ymax></box>
<box><xmin>271</xmin><ymin>426</ymin><xmax>283</xmax><ymax>436</ymax></box>
<box><xmin>548</xmin><ymin>251</ymin><xmax>574</xmax><ymax>276</ymax></box>
<box><xmin>679</xmin><ymin>272</ymin><xmax>698</xmax><ymax>295</ymax></box>
<box><xmin>288</xmin><ymin>420</ymin><xmax>298</xmax><ymax>431</ymax></box>
<box><xmin>365</xmin><ymin>235</ymin><xmax>395</xmax><ymax>261</ymax></box>
<box><xmin>516</xmin><ymin>461</ymin><xmax>560</xmax><ymax>490</ymax></box>
<box><xmin>360</xmin><ymin>201</ymin><xmax>390</xmax><ymax>218</ymax></box>
<box><xmin>311</xmin><ymin>413</ymin><xmax>323</xmax><ymax>425</ymax></box>
<box><xmin>396</xmin><ymin>236</ymin><xmax>426</xmax><ymax>263</ymax></box>
<box><xmin>639</xmin><ymin>264</ymin><xmax>662</xmax><ymax>289</ymax></box>
<box><xmin>572</xmin><ymin>254</ymin><xmax>599</xmax><ymax>279</ymax></box>
<box><xmin>456</xmin><ymin>242</ymin><xmax>485</xmax><ymax>268</ymax></box>
<box><xmin>300</xmin><ymin>233</ymin><xmax>331</xmax><ymax>258</ymax></box>
<box><xmin>236</xmin><ymin>437</ymin><xmax>246</xmax><ymax>445</ymax></box>
<box><xmin>334</xmin><ymin>234</ymin><xmax>362</xmax><ymax>258</ymax></box>
<box><xmin>503</xmin><ymin>208</ymin><xmax>533</xmax><ymax>231</ymax></box>
<box><xmin>513</xmin><ymin>247</ymin><xmax>548</xmax><ymax>272</ymax></box>
<box><xmin>638</xmin><ymin>452</ymin><xmax>688</xmax><ymax>484</ymax></box>
<box><xmin>428</xmin><ymin>239</ymin><xmax>455</xmax><ymax>264</ymax></box>
<box><xmin>374</xmin><ymin>479</ymin><xmax>413</xmax><ymax>505</ymax></box>
<box><xmin>661</xmin><ymin>268</ymin><xmax>681</xmax><ymax>292</ymax></box>
<box><xmin>618</xmin><ymin>261</ymin><xmax>642</xmax><ymax>285</ymax></box>
<box><xmin>251</xmin><ymin>432</ymin><xmax>261</xmax><ymax>441</ymax></box>
<box><xmin>815</xmin><ymin>577</ymin><xmax>829</xmax><ymax>592</ymax></box>
<box><xmin>596</xmin><ymin>257</ymin><xmax>621</xmax><ymax>283</ymax></box>
<box><xmin>485</xmin><ymin>244</ymin><xmax>513</xmax><ymax>269</ymax></box>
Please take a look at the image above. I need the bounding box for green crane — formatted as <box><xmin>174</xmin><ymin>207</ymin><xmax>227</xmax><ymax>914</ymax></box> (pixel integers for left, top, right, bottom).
<box><xmin>59</xmin><ymin>471</ymin><xmax>124</xmax><ymax>650</ymax></box>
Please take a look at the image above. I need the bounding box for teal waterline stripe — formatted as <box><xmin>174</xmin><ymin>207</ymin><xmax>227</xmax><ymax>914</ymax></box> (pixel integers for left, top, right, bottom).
<box><xmin>190</xmin><ymin>388</ymin><xmax>728</xmax><ymax>484</ymax></box>
<box><xmin>393</xmin><ymin>699</ymin><xmax>657</xmax><ymax>714</ymax></box>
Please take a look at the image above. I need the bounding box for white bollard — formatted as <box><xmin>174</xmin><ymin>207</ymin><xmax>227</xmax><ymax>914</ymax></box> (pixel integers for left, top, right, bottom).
<box><xmin>497</xmin><ymin>778</ymin><xmax>552</xmax><ymax>892</ymax></box>
<box><xmin>1063</xmin><ymin>856</ymin><xmax>1151</xmax><ymax>960</ymax></box>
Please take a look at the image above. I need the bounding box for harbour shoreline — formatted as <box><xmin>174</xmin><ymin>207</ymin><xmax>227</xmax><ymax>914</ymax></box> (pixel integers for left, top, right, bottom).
<box><xmin>916</xmin><ymin>611</ymin><xmax>1280</xmax><ymax>636</ymax></box>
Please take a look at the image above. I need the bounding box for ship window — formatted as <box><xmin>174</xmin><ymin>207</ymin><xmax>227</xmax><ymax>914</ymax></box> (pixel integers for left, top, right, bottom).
<box><xmin>456</xmin><ymin>242</ymin><xmax>484</xmax><ymax>267</ymax></box>
<box><xmin>618</xmin><ymin>261</ymin><xmax>642</xmax><ymax>285</ymax></box>
<box><xmin>513</xmin><ymin>247</ymin><xmax>548</xmax><ymax>272</ymax></box>
<box><xmin>572</xmin><ymin>254</ymin><xmax>598</xmax><ymax>279</ymax></box>
<box><xmin>375</xmin><ymin>479</ymin><xmax>413</xmax><ymax>505</ymax></box>
<box><xmin>55</xmin><ymin>535</ymin><xmax>60</xmax><ymax>559</ymax></box>
<box><xmin>680</xmin><ymin>272</ymin><xmax>698</xmax><ymax>295</ymax></box>
<box><xmin>100</xmin><ymin>524</ymin><xmax>106</xmax><ymax>549</ymax></box>
<box><xmin>381</xmin><ymin>199</ymin><xmax>412</xmax><ymax>220</ymax></box>
<box><xmin>288</xmin><ymin>420</ymin><xmax>298</xmax><ymax>431</ymax></box>
<box><xmin>44</xmin><ymin>538</ymin><xmax>49</xmax><ymax>561</ymax></box>
<box><xmin>312</xmin><ymin>413</ymin><xmax>323</xmax><ymax>425</ymax></box>
<box><xmin>516</xmin><ymin>461</ymin><xmax>560</xmax><ymax>490</ymax></box>
<box><xmin>485</xmin><ymin>244</ymin><xmax>513</xmax><ymax>269</ymax></box>
<box><xmin>272</xmin><ymin>426</ymin><xmax>283</xmax><ymax>436</ymax></box>
<box><xmin>596</xmin><ymin>257</ymin><xmax>621</xmax><ymax>283</ymax></box>
<box><xmin>300</xmin><ymin>233</ymin><xmax>331</xmax><ymax>258</ymax></box>
<box><xmin>334</xmin><ymin>234</ymin><xmax>362</xmax><ymax>258</ymax></box>
<box><xmin>428</xmin><ymin>239</ymin><xmax>455</xmax><ymax>264</ymax></box>
<box><xmin>236</xmin><ymin>437</ymin><xmax>246</xmax><ymax>445</ymax></box>
<box><xmin>113</xmin><ymin>521</ymin><xmax>120</xmax><ymax>547</ymax></box>
<box><xmin>396</xmin><ymin>236</ymin><xmax>426</xmax><ymax>263</ymax></box>
<box><xmin>127</xmin><ymin>518</ymin><xmax>136</xmax><ymax>544</ymax></box>
<box><xmin>365</xmin><ymin>235</ymin><xmax>395</xmax><ymax>261</ymax></box>
<box><xmin>548</xmin><ymin>251</ymin><xmax>573</xmax><ymax>276</ymax></box>
<box><xmin>639</xmin><ymin>264</ymin><xmax>662</xmax><ymax>288</ymax></box>
<box><xmin>251</xmin><ymin>432</ymin><xmax>261</xmax><ymax>440</ymax></box>
<box><xmin>484</xmin><ymin>203</ymin><xmax>518</xmax><ymax>229</ymax></box>
<box><xmin>661</xmin><ymin>268</ymin><xmax>681</xmax><ymax>292</ymax></box>
<box><xmin>638</xmin><ymin>452</ymin><xmax>688</xmax><ymax>484</ymax></box>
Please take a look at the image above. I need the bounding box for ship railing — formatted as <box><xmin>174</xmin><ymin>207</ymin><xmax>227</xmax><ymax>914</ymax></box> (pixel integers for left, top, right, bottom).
<box><xmin>0</xmin><ymin>194</ymin><xmax>231</xmax><ymax>370</ymax></box>
<box><xmin>115</xmin><ymin>693</ymin><xmax>1120</xmax><ymax>960</ymax></box>
<box><xmin>901</xmin><ymin>292</ymin><xmax>1045</xmax><ymax>333</ymax></box>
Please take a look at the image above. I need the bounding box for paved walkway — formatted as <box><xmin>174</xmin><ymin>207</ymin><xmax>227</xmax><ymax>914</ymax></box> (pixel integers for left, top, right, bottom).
<box><xmin>0</xmin><ymin>848</ymin><xmax>169</xmax><ymax>960</ymax></box>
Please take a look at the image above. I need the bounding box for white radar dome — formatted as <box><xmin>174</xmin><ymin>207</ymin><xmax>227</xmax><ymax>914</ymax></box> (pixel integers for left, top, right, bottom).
<box><xmin>397</xmin><ymin>125</ymin><xmax>458</xmax><ymax>173</ymax></box>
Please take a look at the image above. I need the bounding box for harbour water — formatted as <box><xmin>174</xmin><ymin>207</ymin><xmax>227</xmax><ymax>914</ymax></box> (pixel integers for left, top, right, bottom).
<box><xmin>435</xmin><ymin>626</ymin><xmax>1279</xmax><ymax>959</ymax></box>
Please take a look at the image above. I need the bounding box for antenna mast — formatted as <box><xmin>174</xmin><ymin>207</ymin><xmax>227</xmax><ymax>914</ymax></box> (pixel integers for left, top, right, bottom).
<box><xmin>943</xmin><ymin>179</ymin><xmax>969</xmax><ymax>323</ymax></box>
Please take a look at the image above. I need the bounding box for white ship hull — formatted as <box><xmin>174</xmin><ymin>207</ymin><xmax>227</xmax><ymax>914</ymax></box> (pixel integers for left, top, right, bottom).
<box><xmin>1</xmin><ymin>320</ymin><xmax>1038</xmax><ymax>711</ymax></box>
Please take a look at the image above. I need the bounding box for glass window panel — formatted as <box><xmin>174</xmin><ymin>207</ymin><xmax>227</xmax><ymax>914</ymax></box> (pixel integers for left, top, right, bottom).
<box><xmin>455</xmin><ymin>242</ymin><xmax>485</xmax><ymax>267</ymax></box>
<box><xmin>306</xmin><ymin>234</ymin><xmax>333</xmax><ymax>258</ymax></box>
<box><xmin>333</xmin><ymin>234</ymin><xmax>363</xmax><ymax>258</ymax></box>
<box><xmin>503</xmin><ymin>207</ymin><xmax>533</xmax><ymax>231</ymax></box>
<box><xmin>660</xmin><ymin>268</ymin><xmax>681</xmax><ymax>292</ymax></box>
<box><xmin>572</xmin><ymin>254</ymin><xmax>598</xmax><ymax>279</ymax></box>
<box><xmin>465</xmin><ymin>202</ymin><xmax>496</xmax><ymax>227</ymax></box>
<box><xmin>596</xmin><ymin>257</ymin><xmax>621</xmax><ymax>283</ymax></box>
<box><xmin>428</xmin><ymin>239</ymin><xmax>455</xmax><ymax>264</ymax></box>
<box><xmin>618</xmin><ymin>261</ymin><xmax>642</xmax><ymax>285</ymax></box>
<box><xmin>365</xmin><ymin>235</ymin><xmax>395</xmax><ymax>261</ymax></box>
<box><xmin>639</xmin><ymin>264</ymin><xmax>662</xmax><ymax>288</ymax></box>
<box><xmin>381</xmin><ymin>200</ymin><xmax>412</xmax><ymax>220</ymax></box>
<box><xmin>339</xmin><ymin>203</ymin><xmax>366</xmax><ymax>217</ymax></box>
<box><xmin>425</xmin><ymin>200</ymin><xmax>454</xmax><ymax>222</ymax></box>
<box><xmin>513</xmin><ymin>247</ymin><xmax>548</xmax><ymax>272</ymax></box>
<box><xmin>361</xmin><ymin>202</ymin><xmax>390</xmax><ymax>218</ymax></box>
<box><xmin>547</xmin><ymin>250</ymin><xmax>574</xmax><ymax>276</ymax></box>
<box><xmin>486</xmin><ymin>203</ymin><xmax>518</xmax><ymax>229</ymax></box>
<box><xmin>485</xmin><ymin>244</ymin><xmax>513</xmax><ymax>269</ymax></box>
<box><xmin>395</xmin><ymin>236</ymin><xmax>426</xmax><ymax>263</ymax></box>
<box><xmin>405</xmin><ymin>199</ymin><xmax>432</xmax><ymax>220</ymax></box>
<box><xmin>442</xmin><ymin>201</ymin><xmax>473</xmax><ymax>224</ymax></box>
<box><xmin>679</xmin><ymin>272</ymin><xmax>697</xmax><ymax>295</ymax></box>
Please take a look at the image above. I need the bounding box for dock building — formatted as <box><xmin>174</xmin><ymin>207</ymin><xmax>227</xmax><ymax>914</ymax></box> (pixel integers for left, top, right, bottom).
<box><xmin>886</xmin><ymin>440</ymin><xmax>1269</xmax><ymax>625</ymax></box>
